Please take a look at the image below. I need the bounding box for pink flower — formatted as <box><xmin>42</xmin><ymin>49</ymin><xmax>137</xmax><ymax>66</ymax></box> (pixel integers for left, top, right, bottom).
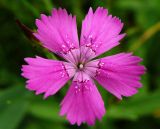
<box><xmin>21</xmin><ymin>7</ymin><xmax>145</xmax><ymax>125</ymax></box>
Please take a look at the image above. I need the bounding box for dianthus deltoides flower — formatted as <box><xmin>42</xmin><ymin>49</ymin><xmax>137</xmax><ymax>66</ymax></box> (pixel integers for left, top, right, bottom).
<box><xmin>21</xmin><ymin>7</ymin><xmax>145</xmax><ymax>125</ymax></box>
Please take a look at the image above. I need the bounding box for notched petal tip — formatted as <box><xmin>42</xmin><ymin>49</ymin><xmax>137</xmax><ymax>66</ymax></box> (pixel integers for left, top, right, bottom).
<box><xmin>24</xmin><ymin>57</ymin><xmax>31</xmax><ymax>63</ymax></box>
<box><xmin>117</xmin><ymin>95</ymin><xmax>123</xmax><ymax>100</ymax></box>
<box><xmin>43</xmin><ymin>93</ymin><xmax>49</xmax><ymax>99</ymax></box>
<box><xmin>35</xmin><ymin>19</ymin><xmax>42</xmax><ymax>28</ymax></box>
<box><xmin>89</xmin><ymin>7</ymin><xmax>93</xmax><ymax>12</ymax></box>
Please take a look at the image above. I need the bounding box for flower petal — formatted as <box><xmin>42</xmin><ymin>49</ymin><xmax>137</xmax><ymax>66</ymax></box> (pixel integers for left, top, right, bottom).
<box><xmin>80</xmin><ymin>7</ymin><xmax>125</xmax><ymax>59</ymax></box>
<box><xmin>21</xmin><ymin>56</ymin><xmax>75</xmax><ymax>98</ymax></box>
<box><xmin>94</xmin><ymin>53</ymin><xmax>146</xmax><ymax>99</ymax></box>
<box><xmin>60</xmin><ymin>80</ymin><xmax>106</xmax><ymax>126</ymax></box>
<box><xmin>34</xmin><ymin>8</ymin><xmax>79</xmax><ymax>56</ymax></box>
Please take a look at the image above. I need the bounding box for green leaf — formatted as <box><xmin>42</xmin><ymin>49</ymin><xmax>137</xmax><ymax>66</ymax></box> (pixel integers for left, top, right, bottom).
<box><xmin>0</xmin><ymin>86</ymin><xmax>30</xmax><ymax>129</ymax></box>
<box><xmin>28</xmin><ymin>100</ymin><xmax>65</xmax><ymax>122</ymax></box>
<box><xmin>107</xmin><ymin>90</ymin><xmax>160</xmax><ymax>120</ymax></box>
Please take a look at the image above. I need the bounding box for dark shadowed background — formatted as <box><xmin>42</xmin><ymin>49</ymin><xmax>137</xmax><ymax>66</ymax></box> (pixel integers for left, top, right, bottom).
<box><xmin>0</xmin><ymin>0</ymin><xmax>160</xmax><ymax>129</ymax></box>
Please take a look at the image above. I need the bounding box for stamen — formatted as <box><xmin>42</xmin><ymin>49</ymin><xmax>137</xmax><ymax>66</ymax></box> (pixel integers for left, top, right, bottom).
<box><xmin>79</xmin><ymin>64</ymin><xmax>84</xmax><ymax>69</ymax></box>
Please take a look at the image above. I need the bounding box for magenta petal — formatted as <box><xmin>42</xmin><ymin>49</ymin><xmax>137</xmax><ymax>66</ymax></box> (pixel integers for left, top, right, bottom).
<box><xmin>21</xmin><ymin>56</ymin><xmax>75</xmax><ymax>98</ymax></box>
<box><xmin>34</xmin><ymin>8</ymin><xmax>79</xmax><ymax>55</ymax></box>
<box><xmin>60</xmin><ymin>80</ymin><xmax>106</xmax><ymax>126</ymax></box>
<box><xmin>94</xmin><ymin>53</ymin><xmax>146</xmax><ymax>99</ymax></box>
<box><xmin>80</xmin><ymin>7</ymin><xmax>125</xmax><ymax>58</ymax></box>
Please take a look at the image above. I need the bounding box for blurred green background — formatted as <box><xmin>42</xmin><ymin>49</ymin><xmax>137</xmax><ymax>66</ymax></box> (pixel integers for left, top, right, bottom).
<box><xmin>0</xmin><ymin>0</ymin><xmax>160</xmax><ymax>129</ymax></box>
